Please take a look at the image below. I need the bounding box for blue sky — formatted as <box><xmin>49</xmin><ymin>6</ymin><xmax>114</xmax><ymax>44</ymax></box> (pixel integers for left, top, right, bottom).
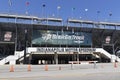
<box><xmin>0</xmin><ymin>0</ymin><xmax>120</xmax><ymax>22</ymax></box>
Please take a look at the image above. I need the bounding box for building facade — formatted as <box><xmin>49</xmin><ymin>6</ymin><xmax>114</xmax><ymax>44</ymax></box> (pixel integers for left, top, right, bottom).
<box><xmin>0</xmin><ymin>14</ymin><xmax>120</xmax><ymax>64</ymax></box>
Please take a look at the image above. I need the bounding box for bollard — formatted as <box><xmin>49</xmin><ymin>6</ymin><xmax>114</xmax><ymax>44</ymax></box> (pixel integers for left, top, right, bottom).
<box><xmin>59</xmin><ymin>66</ymin><xmax>61</xmax><ymax>70</ymax></box>
<box><xmin>94</xmin><ymin>62</ymin><xmax>97</xmax><ymax>69</ymax></box>
<box><xmin>10</xmin><ymin>65</ymin><xmax>14</xmax><ymax>72</ymax></box>
<box><xmin>71</xmin><ymin>62</ymin><xmax>73</xmax><ymax>70</ymax></box>
<box><xmin>45</xmin><ymin>65</ymin><xmax>48</xmax><ymax>71</ymax></box>
<box><xmin>27</xmin><ymin>64</ymin><xmax>31</xmax><ymax>71</ymax></box>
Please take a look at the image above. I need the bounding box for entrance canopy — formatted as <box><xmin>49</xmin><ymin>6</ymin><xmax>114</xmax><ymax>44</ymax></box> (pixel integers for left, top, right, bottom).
<box><xmin>27</xmin><ymin>47</ymin><xmax>96</xmax><ymax>53</ymax></box>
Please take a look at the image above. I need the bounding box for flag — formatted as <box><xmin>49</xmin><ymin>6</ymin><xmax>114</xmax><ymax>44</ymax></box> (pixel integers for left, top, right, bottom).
<box><xmin>8</xmin><ymin>0</ymin><xmax>12</xmax><ymax>6</ymax></box>
<box><xmin>57</xmin><ymin>6</ymin><xmax>61</xmax><ymax>10</ymax></box>
<box><xmin>85</xmin><ymin>9</ymin><xmax>88</xmax><ymax>11</ymax></box>
<box><xmin>72</xmin><ymin>8</ymin><xmax>75</xmax><ymax>11</ymax></box>
<box><xmin>25</xmin><ymin>1</ymin><xmax>30</xmax><ymax>15</ymax></box>
<box><xmin>26</xmin><ymin>1</ymin><xmax>30</xmax><ymax>6</ymax></box>
<box><xmin>97</xmin><ymin>11</ymin><xmax>100</xmax><ymax>13</ymax></box>
<box><xmin>109</xmin><ymin>13</ymin><xmax>112</xmax><ymax>16</ymax></box>
<box><xmin>42</xmin><ymin>4</ymin><xmax>46</xmax><ymax>7</ymax></box>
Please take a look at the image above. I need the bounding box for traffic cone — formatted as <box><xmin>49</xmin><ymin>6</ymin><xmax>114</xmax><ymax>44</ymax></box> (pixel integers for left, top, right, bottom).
<box><xmin>45</xmin><ymin>65</ymin><xmax>48</xmax><ymax>71</ymax></box>
<box><xmin>10</xmin><ymin>65</ymin><xmax>14</xmax><ymax>72</ymax></box>
<box><xmin>27</xmin><ymin>64</ymin><xmax>31</xmax><ymax>71</ymax></box>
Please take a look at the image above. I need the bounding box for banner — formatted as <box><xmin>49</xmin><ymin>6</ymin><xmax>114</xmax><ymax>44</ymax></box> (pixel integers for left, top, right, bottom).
<box><xmin>4</xmin><ymin>31</ymin><xmax>12</xmax><ymax>41</ymax></box>
<box><xmin>0</xmin><ymin>31</ymin><xmax>15</xmax><ymax>42</ymax></box>
<box><xmin>32</xmin><ymin>30</ymin><xmax>92</xmax><ymax>46</ymax></box>
<box><xmin>36</xmin><ymin>47</ymin><xmax>96</xmax><ymax>52</ymax></box>
<box><xmin>105</xmin><ymin>36</ymin><xmax>111</xmax><ymax>44</ymax></box>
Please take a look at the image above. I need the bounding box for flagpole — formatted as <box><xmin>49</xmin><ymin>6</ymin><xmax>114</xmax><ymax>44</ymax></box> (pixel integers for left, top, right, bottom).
<box><xmin>57</xmin><ymin>6</ymin><xmax>61</xmax><ymax>18</ymax></box>
<box><xmin>109</xmin><ymin>12</ymin><xmax>112</xmax><ymax>22</ymax></box>
<box><xmin>71</xmin><ymin>8</ymin><xmax>75</xmax><ymax>19</ymax></box>
<box><xmin>42</xmin><ymin>4</ymin><xmax>46</xmax><ymax>18</ymax></box>
<box><xmin>26</xmin><ymin>2</ymin><xmax>29</xmax><ymax>15</ymax></box>
<box><xmin>85</xmin><ymin>9</ymin><xmax>88</xmax><ymax>20</ymax></box>
<box><xmin>8</xmin><ymin>0</ymin><xmax>12</xmax><ymax>14</ymax></box>
<box><xmin>97</xmin><ymin>11</ymin><xmax>100</xmax><ymax>22</ymax></box>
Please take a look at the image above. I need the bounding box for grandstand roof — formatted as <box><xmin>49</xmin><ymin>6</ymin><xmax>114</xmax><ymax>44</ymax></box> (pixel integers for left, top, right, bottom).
<box><xmin>0</xmin><ymin>13</ymin><xmax>62</xmax><ymax>22</ymax></box>
<box><xmin>0</xmin><ymin>13</ymin><xmax>120</xmax><ymax>30</ymax></box>
<box><xmin>68</xmin><ymin>19</ymin><xmax>120</xmax><ymax>26</ymax></box>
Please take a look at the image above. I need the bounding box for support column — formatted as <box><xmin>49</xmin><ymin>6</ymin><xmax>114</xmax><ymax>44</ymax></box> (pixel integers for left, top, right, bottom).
<box><xmin>54</xmin><ymin>52</ymin><xmax>58</xmax><ymax>64</ymax></box>
<box><xmin>72</xmin><ymin>52</ymin><xmax>75</xmax><ymax>61</ymax></box>
<box><xmin>77</xmin><ymin>52</ymin><xmax>79</xmax><ymax>64</ymax></box>
<box><xmin>74</xmin><ymin>53</ymin><xmax>76</xmax><ymax>61</ymax></box>
<box><xmin>24</xmin><ymin>29</ymin><xmax>27</xmax><ymax>64</ymax></box>
<box><xmin>29</xmin><ymin>54</ymin><xmax>32</xmax><ymax>64</ymax></box>
<box><xmin>73</xmin><ymin>52</ymin><xmax>78</xmax><ymax>61</ymax></box>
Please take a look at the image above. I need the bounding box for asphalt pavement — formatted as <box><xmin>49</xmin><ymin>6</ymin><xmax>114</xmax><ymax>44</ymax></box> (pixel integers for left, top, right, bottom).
<box><xmin>0</xmin><ymin>63</ymin><xmax>120</xmax><ymax>80</ymax></box>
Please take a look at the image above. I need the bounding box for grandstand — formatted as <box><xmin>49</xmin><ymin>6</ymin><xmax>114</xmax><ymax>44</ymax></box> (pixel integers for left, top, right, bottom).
<box><xmin>0</xmin><ymin>13</ymin><xmax>120</xmax><ymax>65</ymax></box>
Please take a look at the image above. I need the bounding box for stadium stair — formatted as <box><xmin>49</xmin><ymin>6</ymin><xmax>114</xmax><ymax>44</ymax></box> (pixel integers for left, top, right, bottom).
<box><xmin>0</xmin><ymin>55</ymin><xmax>18</xmax><ymax>65</ymax></box>
<box><xmin>95</xmin><ymin>48</ymin><xmax>120</xmax><ymax>62</ymax></box>
<box><xmin>0</xmin><ymin>51</ymin><xmax>25</xmax><ymax>65</ymax></box>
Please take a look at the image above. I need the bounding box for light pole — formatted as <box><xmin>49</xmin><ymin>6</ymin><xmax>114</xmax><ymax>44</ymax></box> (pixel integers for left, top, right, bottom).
<box><xmin>15</xmin><ymin>18</ymin><xmax>18</xmax><ymax>52</ymax></box>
